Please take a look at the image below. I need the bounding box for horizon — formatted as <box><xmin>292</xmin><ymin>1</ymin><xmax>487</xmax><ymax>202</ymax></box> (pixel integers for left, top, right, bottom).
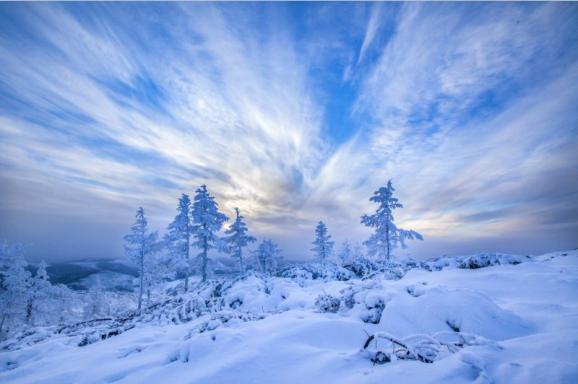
<box><xmin>1</xmin><ymin>2</ymin><xmax>577</xmax><ymax>263</ymax></box>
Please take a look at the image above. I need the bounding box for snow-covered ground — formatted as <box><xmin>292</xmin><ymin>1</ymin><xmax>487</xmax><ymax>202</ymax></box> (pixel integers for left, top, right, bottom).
<box><xmin>1</xmin><ymin>250</ymin><xmax>577</xmax><ymax>384</ymax></box>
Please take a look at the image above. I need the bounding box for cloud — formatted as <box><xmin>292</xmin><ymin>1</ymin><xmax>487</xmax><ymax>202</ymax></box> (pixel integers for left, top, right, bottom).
<box><xmin>0</xmin><ymin>2</ymin><xmax>576</xmax><ymax>261</ymax></box>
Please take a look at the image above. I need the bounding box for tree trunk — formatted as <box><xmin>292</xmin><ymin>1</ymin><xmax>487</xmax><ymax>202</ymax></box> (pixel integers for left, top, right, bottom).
<box><xmin>185</xmin><ymin>223</ymin><xmax>190</xmax><ymax>293</ymax></box>
<box><xmin>138</xmin><ymin>250</ymin><xmax>144</xmax><ymax>312</ymax></box>
<box><xmin>26</xmin><ymin>299</ymin><xmax>33</xmax><ymax>324</ymax></box>
<box><xmin>385</xmin><ymin>221</ymin><xmax>391</xmax><ymax>262</ymax></box>
<box><xmin>146</xmin><ymin>289</ymin><xmax>151</xmax><ymax>307</ymax></box>
<box><xmin>201</xmin><ymin>236</ymin><xmax>208</xmax><ymax>282</ymax></box>
<box><xmin>239</xmin><ymin>247</ymin><xmax>244</xmax><ymax>274</ymax></box>
<box><xmin>0</xmin><ymin>314</ymin><xmax>7</xmax><ymax>338</ymax></box>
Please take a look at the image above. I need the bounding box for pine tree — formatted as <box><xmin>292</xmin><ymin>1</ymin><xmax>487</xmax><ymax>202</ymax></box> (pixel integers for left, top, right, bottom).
<box><xmin>164</xmin><ymin>194</ymin><xmax>193</xmax><ymax>292</ymax></box>
<box><xmin>191</xmin><ymin>185</ymin><xmax>228</xmax><ymax>282</ymax></box>
<box><xmin>224</xmin><ymin>208</ymin><xmax>256</xmax><ymax>274</ymax></box>
<box><xmin>124</xmin><ymin>207</ymin><xmax>159</xmax><ymax>312</ymax></box>
<box><xmin>254</xmin><ymin>239</ymin><xmax>282</xmax><ymax>275</ymax></box>
<box><xmin>311</xmin><ymin>221</ymin><xmax>334</xmax><ymax>264</ymax></box>
<box><xmin>360</xmin><ymin>180</ymin><xmax>423</xmax><ymax>261</ymax></box>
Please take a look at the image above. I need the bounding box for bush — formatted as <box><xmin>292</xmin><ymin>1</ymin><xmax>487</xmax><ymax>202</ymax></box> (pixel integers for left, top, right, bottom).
<box><xmin>278</xmin><ymin>262</ymin><xmax>353</xmax><ymax>281</ymax></box>
<box><xmin>315</xmin><ymin>293</ymin><xmax>341</xmax><ymax>313</ymax></box>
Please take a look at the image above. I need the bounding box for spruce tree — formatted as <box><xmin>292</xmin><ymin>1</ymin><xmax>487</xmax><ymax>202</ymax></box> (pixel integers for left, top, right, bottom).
<box><xmin>165</xmin><ymin>194</ymin><xmax>193</xmax><ymax>291</ymax></box>
<box><xmin>124</xmin><ymin>207</ymin><xmax>159</xmax><ymax>311</ymax></box>
<box><xmin>224</xmin><ymin>208</ymin><xmax>256</xmax><ymax>274</ymax></box>
<box><xmin>191</xmin><ymin>185</ymin><xmax>228</xmax><ymax>282</ymax></box>
<box><xmin>311</xmin><ymin>221</ymin><xmax>334</xmax><ymax>264</ymax></box>
<box><xmin>254</xmin><ymin>239</ymin><xmax>282</xmax><ymax>275</ymax></box>
<box><xmin>361</xmin><ymin>180</ymin><xmax>423</xmax><ymax>261</ymax></box>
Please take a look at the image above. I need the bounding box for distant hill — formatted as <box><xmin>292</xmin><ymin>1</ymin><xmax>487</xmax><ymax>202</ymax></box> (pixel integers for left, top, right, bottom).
<box><xmin>46</xmin><ymin>259</ymin><xmax>138</xmax><ymax>291</ymax></box>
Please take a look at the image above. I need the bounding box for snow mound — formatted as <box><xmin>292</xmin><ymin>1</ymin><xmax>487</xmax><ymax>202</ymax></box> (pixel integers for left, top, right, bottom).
<box><xmin>1</xmin><ymin>250</ymin><xmax>577</xmax><ymax>384</ymax></box>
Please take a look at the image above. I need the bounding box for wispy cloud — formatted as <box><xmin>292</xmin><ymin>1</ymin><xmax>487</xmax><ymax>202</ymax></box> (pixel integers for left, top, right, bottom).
<box><xmin>0</xmin><ymin>3</ymin><xmax>576</xmax><ymax>261</ymax></box>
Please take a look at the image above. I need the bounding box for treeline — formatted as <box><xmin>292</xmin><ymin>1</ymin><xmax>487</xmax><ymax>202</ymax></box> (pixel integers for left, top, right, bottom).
<box><xmin>0</xmin><ymin>241</ymin><xmax>113</xmax><ymax>339</ymax></box>
<box><xmin>123</xmin><ymin>185</ymin><xmax>282</xmax><ymax>311</ymax></box>
<box><xmin>125</xmin><ymin>180</ymin><xmax>423</xmax><ymax>310</ymax></box>
<box><xmin>0</xmin><ymin>179</ymin><xmax>422</xmax><ymax>337</ymax></box>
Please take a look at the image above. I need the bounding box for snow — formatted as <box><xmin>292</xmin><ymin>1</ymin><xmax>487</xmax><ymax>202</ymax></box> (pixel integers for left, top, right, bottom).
<box><xmin>1</xmin><ymin>250</ymin><xmax>577</xmax><ymax>383</ymax></box>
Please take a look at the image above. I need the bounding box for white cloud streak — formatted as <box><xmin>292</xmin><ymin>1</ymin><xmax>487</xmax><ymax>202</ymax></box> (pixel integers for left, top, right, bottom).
<box><xmin>0</xmin><ymin>3</ymin><xmax>576</xmax><ymax>260</ymax></box>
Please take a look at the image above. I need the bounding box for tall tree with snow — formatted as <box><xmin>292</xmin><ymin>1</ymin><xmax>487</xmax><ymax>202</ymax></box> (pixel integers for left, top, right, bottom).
<box><xmin>191</xmin><ymin>185</ymin><xmax>228</xmax><ymax>282</ymax></box>
<box><xmin>124</xmin><ymin>207</ymin><xmax>159</xmax><ymax>312</ymax></box>
<box><xmin>224</xmin><ymin>208</ymin><xmax>256</xmax><ymax>274</ymax></box>
<box><xmin>143</xmin><ymin>251</ymin><xmax>174</xmax><ymax>307</ymax></box>
<box><xmin>311</xmin><ymin>221</ymin><xmax>334</xmax><ymax>264</ymax></box>
<box><xmin>361</xmin><ymin>180</ymin><xmax>423</xmax><ymax>261</ymax></box>
<box><xmin>164</xmin><ymin>194</ymin><xmax>193</xmax><ymax>292</ymax></box>
<box><xmin>0</xmin><ymin>242</ymin><xmax>31</xmax><ymax>337</ymax></box>
<box><xmin>26</xmin><ymin>260</ymin><xmax>53</xmax><ymax>325</ymax></box>
<box><xmin>254</xmin><ymin>239</ymin><xmax>282</xmax><ymax>275</ymax></box>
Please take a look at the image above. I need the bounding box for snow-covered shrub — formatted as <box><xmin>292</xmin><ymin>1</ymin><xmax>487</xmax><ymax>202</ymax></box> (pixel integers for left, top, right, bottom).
<box><xmin>361</xmin><ymin>331</ymin><xmax>500</xmax><ymax>364</ymax></box>
<box><xmin>343</xmin><ymin>258</ymin><xmax>378</xmax><ymax>278</ymax></box>
<box><xmin>315</xmin><ymin>293</ymin><xmax>340</xmax><ymax>313</ymax></box>
<box><xmin>377</xmin><ymin>260</ymin><xmax>408</xmax><ymax>280</ymax></box>
<box><xmin>278</xmin><ymin>262</ymin><xmax>352</xmax><ymax>282</ymax></box>
<box><xmin>457</xmin><ymin>252</ymin><xmax>527</xmax><ymax>269</ymax></box>
<box><xmin>338</xmin><ymin>286</ymin><xmax>358</xmax><ymax>310</ymax></box>
<box><xmin>360</xmin><ymin>292</ymin><xmax>386</xmax><ymax>324</ymax></box>
<box><xmin>343</xmin><ymin>258</ymin><xmax>409</xmax><ymax>280</ymax></box>
<box><xmin>420</xmin><ymin>252</ymin><xmax>531</xmax><ymax>271</ymax></box>
<box><xmin>406</xmin><ymin>282</ymin><xmax>427</xmax><ymax>297</ymax></box>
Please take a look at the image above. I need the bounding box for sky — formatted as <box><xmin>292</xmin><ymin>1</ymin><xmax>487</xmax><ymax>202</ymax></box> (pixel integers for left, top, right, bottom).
<box><xmin>0</xmin><ymin>2</ymin><xmax>577</xmax><ymax>262</ymax></box>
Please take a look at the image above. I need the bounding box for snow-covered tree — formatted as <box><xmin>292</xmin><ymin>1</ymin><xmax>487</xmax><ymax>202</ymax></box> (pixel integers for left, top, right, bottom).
<box><xmin>143</xmin><ymin>251</ymin><xmax>174</xmax><ymax>307</ymax></box>
<box><xmin>164</xmin><ymin>194</ymin><xmax>193</xmax><ymax>292</ymax></box>
<box><xmin>337</xmin><ymin>240</ymin><xmax>353</xmax><ymax>266</ymax></box>
<box><xmin>0</xmin><ymin>243</ymin><xmax>31</xmax><ymax>337</ymax></box>
<box><xmin>352</xmin><ymin>242</ymin><xmax>365</xmax><ymax>261</ymax></box>
<box><xmin>191</xmin><ymin>185</ymin><xmax>228</xmax><ymax>282</ymax></box>
<box><xmin>254</xmin><ymin>239</ymin><xmax>282</xmax><ymax>275</ymax></box>
<box><xmin>53</xmin><ymin>284</ymin><xmax>81</xmax><ymax>324</ymax></box>
<box><xmin>311</xmin><ymin>221</ymin><xmax>334</xmax><ymax>264</ymax></box>
<box><xmin>26</xmin><ymin>260</ymin><xmax>53</xmax><ymax>325</ymax></box>
<box><xmin>360</xmin><ymin>180</ymin><xmax>423</xmax><ymax>261</ymax></box>
<box><xmin>124</xmin><ymin>207</ymin><xmax>159</xmax><ymax>312</ymax></box>
<box><xmin>85</xmin><ymin>277</ymin><xmax>110</xmax><ymax>319</ymax></box>
<box><xmin>223</xmin><ymin>208</ymin><xmax>256</xmax><ymax>274</ymax></box>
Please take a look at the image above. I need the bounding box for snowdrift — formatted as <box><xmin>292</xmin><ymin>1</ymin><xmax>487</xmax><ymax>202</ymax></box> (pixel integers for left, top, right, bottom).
<box><xmin>1</xmin><ymin>250</ymin><xmax>577</xmax><ymax>384</ymax></box>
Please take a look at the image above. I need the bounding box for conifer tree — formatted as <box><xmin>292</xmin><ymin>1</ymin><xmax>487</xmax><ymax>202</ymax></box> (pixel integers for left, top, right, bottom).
<box><xmin>0</xmin><ymin>242</ymin><xmax>31</xmax><ymax>336</ymax></box>
<box><xmin>26</xmin><ymin>260</ymin><xmax>53</xmax><ymax>324</ymax></box>
<box><xmin>224</xmin><ymin>208</ymin><xmax>256</xmax><ymax>274</ymax></box>
<box><xmin>361</xmin><ymin>180</ymin><xmax>423</xmax><ymax>261</ymax></box>
<box><xmin>254</xmin><ymin>239</ymin><xmax>282</xmax><ymax>275</ymax></box>
<box><xmin>124</xmin><ymin>207</ymin><xmax>159</xmax><ymax>311</ymax></box>
<box><xmin>191</xmin><ymin>185</ymin><xmax>228</xmax><ymax>282</ymax></box>
<box><xmin>165</xmin><ymin>194</ymin><xmax>193</xmax><ymax>291</ymax></box>
<box><xmin>311</xmin><ymin>221</ymin><xmax>334</xmax><ymax>264</ymax></box>
<box><xmin>338</xmin><ymin>240</ymin><xmax>353</xmax><ymax>266</ymax></box>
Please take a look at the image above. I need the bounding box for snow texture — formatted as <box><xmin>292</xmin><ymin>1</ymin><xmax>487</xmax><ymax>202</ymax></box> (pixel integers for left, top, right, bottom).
<box><xmin>1</xmin><ymin>250</ymin><xmax>577</xmax><ymax>384</ymax></box>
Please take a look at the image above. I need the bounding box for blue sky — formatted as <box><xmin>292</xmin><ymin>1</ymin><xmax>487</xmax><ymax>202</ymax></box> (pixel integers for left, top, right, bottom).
<box><xmin>0</xmin><ymin>2</ymin><xmax>577</xmax><ymax>262</ymax></box>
